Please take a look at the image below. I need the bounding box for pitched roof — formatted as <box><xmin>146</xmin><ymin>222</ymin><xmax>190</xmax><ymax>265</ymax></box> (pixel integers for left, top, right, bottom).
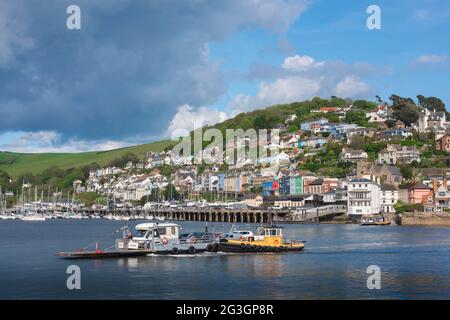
<box><xmin>411</xmin><ymin>182</ymin><xmax>432</xmax><ymax>190</ymax></box>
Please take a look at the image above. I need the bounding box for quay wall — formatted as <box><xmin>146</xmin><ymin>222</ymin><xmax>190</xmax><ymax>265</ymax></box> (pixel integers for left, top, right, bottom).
<box><xmin>399</xmin><ymin>212</ymin><xmax>450</xmax><ymax>227</ymax></box>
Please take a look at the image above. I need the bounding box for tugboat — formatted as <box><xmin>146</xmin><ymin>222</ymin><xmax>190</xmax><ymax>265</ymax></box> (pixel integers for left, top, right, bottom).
<box><xmin>360</xmin><ymin>214</ymin><xmax>391</xmax><ymax>226</ymax></box>
<box><xmin>219</xmin><ymin>225</ymin><xmax>305</xmax><ymax>253</ymax></box>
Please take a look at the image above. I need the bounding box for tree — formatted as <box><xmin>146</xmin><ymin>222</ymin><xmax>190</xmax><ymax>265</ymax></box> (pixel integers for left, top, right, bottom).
<box><xmin>0</xmin><ymin>170</ymin><xmax>12</xmax><ymax>186</ymax></box>
<box><xmin>254</xmin><ymin>115</ymin><xmax>269</xmax><ymax>129</ymax></box>
<box><xmin>288</xmin><ymin>124</ymin><xmax>298</xmax><ymax>133</ymax></box>
<box><xmin>417</xmin><ymin>95</ymin><xmax>446</xmax><ymax>112</ymax></box>
<box><xmin>108</xmin><ymin>152</ymin><xmax>139</xmax><ymax>168</ymax></box>
<box><xmin>353</xmin><ymin>100</ymin><xmax>377</xmax><ymax>111</ymax></box>
<box><xmin>80</xmin><ymin>163</ymin><xmax>101</xmax><ymax>179</ymax></box>
<box><xmin>399</xmin><ymin>165</ymin><xmax>414</xmax><ymax>180</ymax></box>
<box><xmin>345</xmin><ymin>109</ymin><xmax>369</xmax><ymax>126</ymax></box>
<box><xmin>390</xmin><ymin>95</ymin><xmax>420</xmax><ymax>125</ymax></box>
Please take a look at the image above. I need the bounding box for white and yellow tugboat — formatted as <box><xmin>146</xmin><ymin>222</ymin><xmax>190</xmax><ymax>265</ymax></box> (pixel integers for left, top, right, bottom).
<box><xmin>219</xmin><ymin>225</ymin><xmax>305</xmax><ymax>253</ymax></box>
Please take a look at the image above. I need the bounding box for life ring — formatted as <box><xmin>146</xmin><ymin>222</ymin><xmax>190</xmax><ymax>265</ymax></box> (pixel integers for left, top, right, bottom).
<box><xmin>274</xmin><ymin>239</ymin><xmax>280</xmax><ymax>245</ymax></box>
<box><xmin>190</xmin><ymin>236</ymin><xmax>197</xmax><ymax>243</ymax></box>
<box><xmin>162</xmin><ymin>237</ymin><xmax>169</xmax><ymax>245</ymax></box>
<box><xmin>239</xmin><ymin>236</ymin><xmax>244</xmax><ymax>241</ymax></box>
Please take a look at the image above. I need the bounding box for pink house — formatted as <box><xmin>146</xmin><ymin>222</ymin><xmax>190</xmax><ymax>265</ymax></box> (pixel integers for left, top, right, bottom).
<box><xmin>408</xmin><ymin>182</ymin><xmax>433</xmax><ymax>204</ymax></box>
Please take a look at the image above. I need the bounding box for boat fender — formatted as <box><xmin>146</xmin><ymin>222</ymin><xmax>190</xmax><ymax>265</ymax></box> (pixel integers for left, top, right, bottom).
<box><xmin>206</xmin><ymin>244</ymin><xmax>213</xmax><ymax>252</ymax></box>
<box><xmin>171</xmin><ymin>247</ymin><xmax>179</xmax><ymax>255</ymax></box>
<box><xmin>213</xmin><ymin>243</ymin><xmax>220</xmax><ymax>252</ymax></box>
<box><xmin>188</xmin><ymin>246</ymin><xmax>196</xmax><ymax>254</ymax></box>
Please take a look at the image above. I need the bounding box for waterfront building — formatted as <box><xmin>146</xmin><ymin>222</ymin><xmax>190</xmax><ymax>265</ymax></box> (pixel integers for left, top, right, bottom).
<box><xmin>380</xmin><ymin>184</ymin><xmax>399</xmax><ymax>213</ymax></box>
<box><xmin>273</xmin><ymin>195</ymin><xmax>308</xmax><ymax>209</ymax></box>
<box><xmin>407</xmin><ymin>182</ymin><xmax>433</xmax><ymax>205</ymax></box>
<box><xmin>303</xmin><ymin>177</ymin><xmax>339</xmax><ymax>195</ymax></box>
<box><xmin>279</xmin><ymin>176</ymin><xmax>290</xmax><ymax>195</ymax></box>
<box><xmin>435</xmin><ymin>180</ymin><xmax>450</xmax><ymax>212</ymax></box>
<box><xmin>262</xmin><ymin>181</ymin><xmax>273</xmax><ymax>197</ymax></box>
<box><xmin>289</xmin><ymin>176</ymin><xmax>303</xmax><ymax>195</ymax></box>
<box><xmin>347</xmin><ymin>178</ymin><xmax>381</xmax><ymax>217</ymax></box>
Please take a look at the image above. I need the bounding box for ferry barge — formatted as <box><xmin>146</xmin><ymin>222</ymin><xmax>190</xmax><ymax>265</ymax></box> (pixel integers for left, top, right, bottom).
<box><xmin>219</xmin><ymin>225</ymin><xmax>305</xmax><ymax>253</ymax></box>
<box><xmin>117</xmin><ymin>222</ymin><xmax>221</xmax><ymax>255</ymax></box>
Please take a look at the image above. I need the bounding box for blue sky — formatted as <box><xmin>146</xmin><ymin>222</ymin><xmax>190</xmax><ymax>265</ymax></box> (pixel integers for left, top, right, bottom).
<box><xmin>0</xmin><ymin>0</ymin><xmax>449</xmax><ymax>152</ymax></box>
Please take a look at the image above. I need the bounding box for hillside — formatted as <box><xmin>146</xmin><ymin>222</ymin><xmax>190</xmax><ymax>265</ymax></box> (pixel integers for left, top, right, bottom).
<box><xmin>0</xmin><ymin>97</ymin><xmax>372</xmax><ymax>178</ymax></box>
<box><xmin>0</xmin><ymin>140</ymin><xmax>174</xmax><ymax>178</ymax></box>
<box><xmin>1</xmin><ymin>94</ymin><xmax>443</xmax><ymax>179</ymax></box>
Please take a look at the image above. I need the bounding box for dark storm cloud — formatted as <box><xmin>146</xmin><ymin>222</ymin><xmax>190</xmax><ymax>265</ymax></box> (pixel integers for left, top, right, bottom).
<box><xmin>0</xmin><ymin>0</ymin><xmax>306</xmax><ymax>141</ymax></box>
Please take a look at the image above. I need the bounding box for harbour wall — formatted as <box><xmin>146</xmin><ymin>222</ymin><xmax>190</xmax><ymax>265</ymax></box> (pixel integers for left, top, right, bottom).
<box><xmin>398</xmin><ymin>212</ymin><xmax>450</xmax><ymax>227</ymax></box>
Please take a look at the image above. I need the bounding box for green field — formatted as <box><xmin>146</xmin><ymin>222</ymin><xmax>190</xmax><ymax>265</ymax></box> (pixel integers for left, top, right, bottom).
<box><xmin>0</xmin><ymin>140</ymin><xmax>175</xmax><ymax>178</ymax></box>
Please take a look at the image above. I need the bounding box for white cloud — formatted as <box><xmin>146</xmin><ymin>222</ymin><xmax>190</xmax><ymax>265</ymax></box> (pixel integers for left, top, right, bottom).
<box><xmin>415</xmin><ymin>54</ymin><xmax>448</xmax><ymax>65</ymax></box>
<box><xmin>168</xmin><ymin>104</ymin><xmax>229</xmax><ymax>138</ymax></box>
<box><xmin>229</xmin><ymin>54</ymin><xmax>373</xmax><ymax>113</ymax></box>
<box><xmin>232</xmin><ymin>76</ymin><xmax>321</xmax><ymax>111</ymax></box>
<box><xmin>282</xmin><ymin>55</ymin><xmax>320</xmax><ymax>71</ymax></box>
<box><xmin>0</xmin><ymin>131</ymin><xmax>131</xmax><ymax>153</ymax></box>
<box><xmin>334</xmin><ymin>76</ymin><xmax>371</xmax><ymax>98</ymax></box>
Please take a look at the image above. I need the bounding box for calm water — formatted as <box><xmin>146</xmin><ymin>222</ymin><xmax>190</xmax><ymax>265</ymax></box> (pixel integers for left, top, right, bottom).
<box><xmin>1</xmin><ymin>219</ymin><xmax>450</xmax><ymax>299</ymax></box>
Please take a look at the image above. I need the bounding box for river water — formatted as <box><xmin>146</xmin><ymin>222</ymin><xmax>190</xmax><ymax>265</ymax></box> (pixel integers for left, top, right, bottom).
<box><xmin>1</xmin><ymin>219</ymin><xmax>449</xmax><ymax>299</ymax></box>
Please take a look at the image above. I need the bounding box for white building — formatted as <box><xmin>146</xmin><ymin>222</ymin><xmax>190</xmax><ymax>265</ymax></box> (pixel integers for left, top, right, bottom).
<box><xmin>377</xmin><ymin>145</ymin><xmax>420</xmax><ymax>165</ymax></box>
<box><xmin>347</xmin><ymin>178</ymin><xmax>381</xmax><ymax>217</ymax></box>
<box><xmin>380</xmin><ymin>185</ymin><xmax>399</xmax><ymax>213</ymax></box>
<box><xmin>416</xmin><ymin>108</ymin><xmax>448</xmax><ymax>133</ymax></box>
<box><xmin>340</xmin><ymin>148</ymin><xmax>369</xmax><ymax>163</ymax></box>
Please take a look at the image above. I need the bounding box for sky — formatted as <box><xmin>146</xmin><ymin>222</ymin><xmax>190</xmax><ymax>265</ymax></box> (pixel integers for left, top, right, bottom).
<box><xmin>0</xmin><ymin>0</ymin><xmax>449</xmax><ymax>153</ymax></box>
